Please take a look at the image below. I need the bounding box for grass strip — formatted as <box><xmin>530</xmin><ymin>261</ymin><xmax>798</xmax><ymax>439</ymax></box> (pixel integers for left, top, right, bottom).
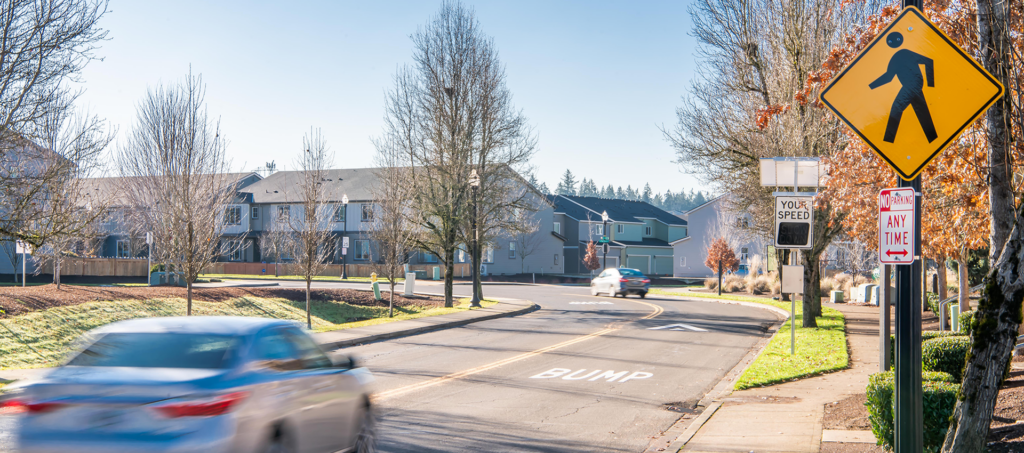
<box><xmin>649</xmin><ymin>289</ymin><xmax>848</xmax><ymax>389</ymax></box>
<box><xmin>199</xmin><ymin>274</ymin><xmax>401</xmax><ymax>283</ymax></box>
<box><xmin>0</xmin><ymin>296</ymin><xmax>495</xmax><ymax>370</ymax></box>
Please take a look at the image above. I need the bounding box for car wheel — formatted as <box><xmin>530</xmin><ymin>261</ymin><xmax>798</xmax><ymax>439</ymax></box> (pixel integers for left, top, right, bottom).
<box><xmin>355</xmin><ymin>404</ymin><xmax>378</xmax><ymax>453</ymax></box>
<box><xmin>590</xmin><ymin>285</ymin><xmax>598</xmax><ymax>296</ymax></box>
<box><xmin>639</xmin><ymin>292</ymin><xmax>647</xmax><ymax>299</ymax></box>
<box><xmin>263</xmin><ymin>427</ymin><xmax>295</xmax><ymax>453</ymax></box>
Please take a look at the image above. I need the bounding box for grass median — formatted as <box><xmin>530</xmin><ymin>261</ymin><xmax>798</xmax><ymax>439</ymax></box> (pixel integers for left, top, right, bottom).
<box><xmin>649</xmin><ymin>289</ymin><xmax>848</xmax><ymax>389</ymax></box>
<box><xmin>0</xmin><ymin>295</ymin><xmax>495</xmax><ymax>370</ymax></box>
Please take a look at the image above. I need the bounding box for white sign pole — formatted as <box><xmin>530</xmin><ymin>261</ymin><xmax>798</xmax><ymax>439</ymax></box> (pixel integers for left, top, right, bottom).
<box><xmin>782</xmin><ymin>264</ymin><xmax>805</xmax><ymax>355</ymax></box>
<box><xmin>21</xmin><ymin>243</ymin><xmax>26</xmax><ymax>287</ymax></box>
<box><xmin>147</xmin><ymin>232</ymin><xmax>153</xmax><ymax>286</ymax></box>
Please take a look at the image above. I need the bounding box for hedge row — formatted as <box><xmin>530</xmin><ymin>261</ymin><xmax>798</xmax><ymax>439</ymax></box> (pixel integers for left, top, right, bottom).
<box><xmin>889</xmin><ymin>332</ymin><xmax>966</xmax><ymax>369</ymax></box>
<box><xmin>866</xmin><ymin>371</ymin><xmax>959</xmax><ymax>452</ymax></box>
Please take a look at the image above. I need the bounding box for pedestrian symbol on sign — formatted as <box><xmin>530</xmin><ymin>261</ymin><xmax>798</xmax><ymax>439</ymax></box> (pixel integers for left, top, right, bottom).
<box><xmin>869</xmin><ymin>32</ymin><xmax>937</xmax><ymax>143</ymax></box>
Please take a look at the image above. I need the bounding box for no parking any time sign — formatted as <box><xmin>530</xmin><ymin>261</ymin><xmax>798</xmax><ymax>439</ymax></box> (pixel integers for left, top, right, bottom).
<box><xmin>879</xmin><ymin>188</ymin><xmax>916</xmax><ymax>265</ymax></box>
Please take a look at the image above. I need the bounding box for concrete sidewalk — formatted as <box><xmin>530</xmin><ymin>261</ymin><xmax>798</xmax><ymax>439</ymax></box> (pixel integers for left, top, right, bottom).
<box><xmin>676</xmin><ymin>304</ymin><xmax>881</xmax><ymax>453</ymax></box>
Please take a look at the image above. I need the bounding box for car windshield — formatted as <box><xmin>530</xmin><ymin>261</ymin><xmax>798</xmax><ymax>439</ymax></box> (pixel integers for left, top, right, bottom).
<box><xmin>67</xmin><ymin>333</ymin><xmax>241</xmax><ymax>369</ymax></box>
<box><xmin>618</xmin><ymin>269</ymin><xmax>643</xmax><ymax>277</ymax></box>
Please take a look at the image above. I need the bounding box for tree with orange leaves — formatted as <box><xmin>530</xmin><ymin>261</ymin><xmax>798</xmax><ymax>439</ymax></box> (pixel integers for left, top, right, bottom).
<box><xmin>705</xmin><ymin>238</ymin><xmax>740</xmax><ymax>274</ymax></box>
<box><xmin>800</xmin><ymin>0</ymin><xmax>1024</xmax><ymax>448</ymax></box>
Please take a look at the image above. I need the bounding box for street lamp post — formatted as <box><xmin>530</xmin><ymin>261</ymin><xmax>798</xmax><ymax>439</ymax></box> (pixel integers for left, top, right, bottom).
<box><xmin>341</xmin><ymin>194</ymin><xmax>349</xmax><ymax>280</ymax></box>
<box><xmin>469</xmin><ymin>170</ymin><xmax>482</xmax><ymax>308</ymax></box>
<box><xmin>601</xmin><ymin>211</ymin><xmax>609</xmax><ymax>270</ymax></box>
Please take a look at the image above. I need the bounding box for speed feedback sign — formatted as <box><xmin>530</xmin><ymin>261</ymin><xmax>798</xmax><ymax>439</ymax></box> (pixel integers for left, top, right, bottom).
<box><xmin>775</xmin><ymin>196</ymin><xmax>813</xmax><ymax>249</ymax></box>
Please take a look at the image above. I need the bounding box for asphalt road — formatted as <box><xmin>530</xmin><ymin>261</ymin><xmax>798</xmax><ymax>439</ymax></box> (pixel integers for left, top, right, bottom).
<box><xmin>0</xmin><ymin>281</ymin><xmax>780</xmax><ymax>453</ymax></box>
<box><xmin>333</xmin><ymin>282</ymin><xmax>780</xmax><ymax>452</ymax></box>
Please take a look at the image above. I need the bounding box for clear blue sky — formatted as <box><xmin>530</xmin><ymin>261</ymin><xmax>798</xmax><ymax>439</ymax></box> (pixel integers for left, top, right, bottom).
<box><xmin>74</xmin><ymin>0</ymin><xmax>706</xmax><ymax>195</ymax></box>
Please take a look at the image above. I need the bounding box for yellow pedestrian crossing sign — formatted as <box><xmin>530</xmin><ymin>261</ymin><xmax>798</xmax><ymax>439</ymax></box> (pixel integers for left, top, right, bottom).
<box><xmin>819</xmin><ymin>6</ymin><xmax>1003</xmax><ymax>180</ymax></box>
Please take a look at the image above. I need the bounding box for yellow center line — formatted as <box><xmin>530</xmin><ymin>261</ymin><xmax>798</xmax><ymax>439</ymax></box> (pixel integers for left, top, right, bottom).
<box><xmin>372</xmin><ymin>297</ymin><xmax>663</xmax><ymax>401</ymax></box>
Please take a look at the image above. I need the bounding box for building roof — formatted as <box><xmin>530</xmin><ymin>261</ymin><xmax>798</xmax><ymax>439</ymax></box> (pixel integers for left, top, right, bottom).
<box><xmin>552</xmin><ymin>195</ymin><xmax>687</xmax><ymax>226</ymax></box>
<box><xmin>239</xmin><ymin>168</ymin><xmax>379</xmax><ymax>204</ymax></box>
<box><xmin>78</xmin><ymin>172</ymin><xmax>261</xmax><ymax>206</ymax></box>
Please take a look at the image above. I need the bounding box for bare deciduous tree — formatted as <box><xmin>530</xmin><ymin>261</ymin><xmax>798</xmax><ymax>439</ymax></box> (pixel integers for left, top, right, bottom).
<box><xmin>117</xmin><ymin>72</ymin><xmax>241</xmax><ymax>315</ymax></box>
<box><xmin>282</xmin><ymin>128</ymin><xmax>334</xmax><ymax>329</ymax></box>
<box><xmin>0</xmin><ymin>0</ymin><xmax>110</xmax><ymax>248</ymax></box>
<box><xmin>510</xmin><ymin>211</ymin><xmax>543</xmax><ymax>274</ymax></box>
<box><xmin>371</xmin><ymin>138</ymin><xmax>418</xmax><ymax>317</ymax></box>
<box><xmin>259</xmin><ymin>219</ymin><xmax>290</xmax><ymax>277</ymax></box>
<box><xmin>379</xmin><ymin>1</ymin><xmax>535</xmax><ymax>307</ymax></box>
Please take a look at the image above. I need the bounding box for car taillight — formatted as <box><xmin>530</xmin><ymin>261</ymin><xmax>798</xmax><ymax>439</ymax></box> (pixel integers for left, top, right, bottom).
<box><xmin>642</xmin><ymin>278</ymin><xmax>650</xmax><ymax>283</ymax></box>
<box><xmin>619</xmin><ymin>278</ymin><xmax>629</xmax><ymax>283</ymax></box>
<box><xmin>151</xmin><ymin>392</ymin><xmax>249</xmax><ymax>418</ymax></box>
<box><xmin>0</xmin><ymin>399</ymin><xmax>65</xmax><ymax>415</ymax></box>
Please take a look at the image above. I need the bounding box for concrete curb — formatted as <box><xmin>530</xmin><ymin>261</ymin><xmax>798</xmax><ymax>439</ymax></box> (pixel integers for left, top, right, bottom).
<box><xmin>316</xmin><ymin>299</ymin><xmax>539</xmax><ymax>351</ymax></box>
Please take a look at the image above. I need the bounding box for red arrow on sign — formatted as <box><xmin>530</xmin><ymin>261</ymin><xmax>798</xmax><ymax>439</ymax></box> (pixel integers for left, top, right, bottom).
<box><xmin>886</xmin><ymin>249</ymin><xmax>908</xmax><ymax>258</ymax></box>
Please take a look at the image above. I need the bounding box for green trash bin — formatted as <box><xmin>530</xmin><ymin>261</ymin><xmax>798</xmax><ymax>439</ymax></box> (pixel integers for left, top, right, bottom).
<box><xmin>433</xmin><ymin>266</ymin><xmax>441</xmax><ymax>281</ymax></box>
<box><xmin>950</xmin><ymin>304</ymin><xmax>962</xmax><ymax>332</ymax></box>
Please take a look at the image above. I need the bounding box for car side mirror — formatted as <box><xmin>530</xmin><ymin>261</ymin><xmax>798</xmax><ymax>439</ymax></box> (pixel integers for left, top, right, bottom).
<box><xmin>332</xmin><ymin>355</ymin><xmax>356</xmax><ymax>370</ymax></box>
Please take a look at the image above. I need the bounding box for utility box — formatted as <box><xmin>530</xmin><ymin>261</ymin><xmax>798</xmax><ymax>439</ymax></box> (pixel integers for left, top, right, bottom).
<box><xmin>857</xmin><ymin>284</ymin><xmax>877</xmax><ymax>303</ymax></box>
<box><xmin>830</xmin><ymin>290</ymin><xmax>844</xmax><ymax>303</ymax></box>
<box><xmin>950</xmin><ymin>304</ymin><xmax>962</xmax><ymax>332</ymax></box>
<box><xmin>432</xmin><ymin>266</ymin><xmax>441</xmax><ymax>281</ymax></box>
<box><xmin>870</xmin><ymin>285</ymin><xmax>896</xmax><ymax>306</ymax></box>
<box><xmin>404</xmin><ymin>272</ymin><xmax>416</xmax><ymax>296</ymax></box>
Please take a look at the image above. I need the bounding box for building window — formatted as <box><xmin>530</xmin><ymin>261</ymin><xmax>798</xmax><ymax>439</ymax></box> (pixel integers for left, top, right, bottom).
<box><xmin>252</xmin><ymin>206</ymin><xmax>259</xmax><ymax>220</ymax></box>
<box><xmin>741</xmin><ymin>247</ymin><xmax>749</xmax><ymax>261</ymax></box>
<box><xmin>595</xmin><ymin>224</ymin><xmax>604</xmax><ymax>236</ymax></box>
<box><xmin>116</xmin><ymin>240</ymin><xmax>130</xmax><ymax>258</ymax></box>
<box><xmin>483</xmin><ymin>246</ymin><xmax>494</xmax><ymax>264</ymax></box>
<box><xmin>229</xmin><ymin>241</ymin><xmax>243</xmax><ymax>261</ymax></box>
<box><xmin>224</xmin><ymin>206</ymin><xmax>242</xmax><ymax>225</ymax></box>
<box><xmin>617</xmin><ymin>224</ymin><xmax>624</xmax><ymax>234</ymax></box>
<box><xmin>361</xmin><ymin>204</ymin><xmax>374</xmax><ymax>222</ymax></box>
<box><xmin>509</xmin><ymin>242</ymin><xmax>516</xmax><ymax>259</ymax></box>
<box><xmin>277</xmin><ymin>205</ymin><xmax>290</xmax><ymax>221</ymax></box>
<box><xmin>333</xmin><ymin>205</ymin><xmax>346</xmax><ymax>223</ymax></box>
<box><xmin>554</xmin><ymin>254</ymin><xmax>560</xmax><ymax>265</ymax></box>
<box><xmin>680</xmin><ymin>256</ymin><xmax>686</xmax><ymax>266</ymax></box>
<box><xmin>354</xmin><ymin>240</ymin><xmax>371</xmax><ymax>260</ymax></box>
<box><xmin>420</xmin><ymin>250</ymin><xmax>438</xmax><ymax>263</ymax></box>
<box><xmin>645</xmin><ymin>226</ymin><xmax>652</xmax><ymax>236</ymax></box>
<box><xmin>553</xmin><ymin>222</ymin><xmax>561</xmax><ymax>234</ymax></box>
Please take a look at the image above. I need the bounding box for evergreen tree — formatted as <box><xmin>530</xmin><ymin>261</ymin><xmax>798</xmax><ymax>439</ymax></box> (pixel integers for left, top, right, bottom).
<box><xmin>652</xmin><ymin>193</ymin><xmax>664</xmax><ymax>208</ymax></box>
<box><xmin>615</xmin><ymin>186</ymin><xmax>625</xmax><ymax>199</ymax></box>
<box><xmin>538</xmin><ymin>182</ymin><xmax>550</xmax><ymax>195</ymax></box>
<box><xmin>693</xmin><ymin>190</ymin><xmax>707</xmax><ymax>206</ymax></box>
<box><xmin>641</xmin><ymin>183</ymin><xmax>652</xmax><ymax>203</ymax></box>
<box><xmin>603</xmin><ymin>185</ymin><xmax>615</xmax><ymax>198</ymax></box>
<box><xmin>557</xmin><ymin>169</ymin><xmax>577</xmax><ymax>196</ymax></box>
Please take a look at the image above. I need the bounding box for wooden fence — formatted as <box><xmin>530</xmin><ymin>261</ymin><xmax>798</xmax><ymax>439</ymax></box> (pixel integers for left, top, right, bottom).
<box><xmin>39</xmin><ymin>258</ymin><xmax>149</xmax><ymax>277</ymax></box>
<box><xmin>203</xmin><ymin>262</ymin><xmax>472</xmax><ymax>279</ymax></box>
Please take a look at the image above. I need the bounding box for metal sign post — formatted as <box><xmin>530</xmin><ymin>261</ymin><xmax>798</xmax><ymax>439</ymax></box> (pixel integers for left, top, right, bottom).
<box><xmin>894</xmin><ymin>177</ymin><xmax>923</xmax><ymax>452</ymax></box>
<box><xmin>16</xmin><ymin>240</ymin><xmax>26</xmax><ymax>287</ymax></box>
<box><xmin>146</xmin><ymin>232</ymin><xmax>153</xmax><ymax>286</ymax></box>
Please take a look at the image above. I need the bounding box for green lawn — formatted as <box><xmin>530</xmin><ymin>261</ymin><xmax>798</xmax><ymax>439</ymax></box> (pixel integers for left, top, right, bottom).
<box><xmin>649</xmin><ymin>289</ymin><xmax>848</xmax><ymax>389</ymax></box>
<box><xmin>0</xmin><ymin>296</ymin><xmax>495</xmax><ymax>370</ymax></box>
<box><xmin>199</xmin><ymin>273</ymin><xmax>400</xmax><ymax>283</ymax></box>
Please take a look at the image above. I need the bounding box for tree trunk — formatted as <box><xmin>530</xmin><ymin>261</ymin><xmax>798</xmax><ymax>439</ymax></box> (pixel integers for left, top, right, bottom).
<box><xmin>802</xmin><ymin>250</ymin><xmax>820</xmax><ymax>328</ymax></box>
<box><xmin>186</xmin><ymin>280</ymin><xmax>193</xmax><ymax>316</ymax></box>
<box><xmin>275</xmin><ymin>258</ymin><xmax>279</xmax><ymax>277</ymax></box>
<box><xmin>958</xmin><ymin>255</ymin><xmax>971</xmax><ymax>312</ymax></box>
<box><xmin>941</xmin><ymin>215</ymin><xmax>1023</xmax><ymax>451</ymax></box>
<box><xmin>389</xmin><ymin>282</ymin><xmax>395</xmax><ymax>318</ymax></box>
<box><xmin>938</xmin><ymin>255</ymin><xmax>948</xmax><ymax>301</ymax></box>
<box><xmin>54</xmin><ymin>257</ymin><xmax>61</xmax><ymax>289</ymax></box>
<box><xmin>444</xmin><ymin>247</ymin><xmax>455</xmax><ymax>308</ymax></box>
<box><xmin>305</xmin><ymin>279</ymin><xmax>312</xmax><ymax>329</ymax></box>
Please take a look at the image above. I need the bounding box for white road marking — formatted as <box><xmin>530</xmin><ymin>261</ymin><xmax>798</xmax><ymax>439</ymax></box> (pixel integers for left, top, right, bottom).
<box><xmin>529</xmin><ymin>368</ymin><xmax>653</xmax><ymax>383</ymax></box>
<box><xmin>648</xmin><ymin>323</ymin><xmax>708</xmax><ymax>332</ymax></box>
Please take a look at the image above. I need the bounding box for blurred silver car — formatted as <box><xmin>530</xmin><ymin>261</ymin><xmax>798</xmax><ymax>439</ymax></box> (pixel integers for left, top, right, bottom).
<box><xmin>590</xmin><ymin>268</ymin><xmax>650</xmax><ymax>298</ymax></box>
<box><xmin>1</xmin><ymin>316</ymin><xmax>376</xmax><ymax>453</ymax></box>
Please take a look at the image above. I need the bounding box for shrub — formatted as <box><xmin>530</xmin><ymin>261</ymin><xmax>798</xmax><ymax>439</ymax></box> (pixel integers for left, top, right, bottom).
<box><xmin>889</xmin><ymin>332</ymin><xmax>966</xmax><ymax>368</ymax></box>
<box><xmin>819</xmin><ymin>277</ymin><xmax>835</xmax><ymax>295</ymax></box>
<box><xmin>959</xmin><ymin>310</ymin><xmax>975</xmax><ymax>335</ymax></box>
<box><xmin>722</xmin><ymin>275</ymin><xmax>745</xmax><ymax>293</ymax></box>
<box><xmin>746</xmin><ymin>276</ymin><xmax>771</xmax><ymax>295</ymax></box>
<box><xmin>771</xmin><ymin>280</ymin><xmax>781</xmax><ymax>296</ymax></box>
<box><xmin>704</xmin><ymin>278</ymin><xmax>718</xmax><ymax>290</ymax></box>
<box><xmin>866</xmin><ymin>371</ymin><xmax>959</xmax><ymax>452</ymax></box>
<box><xmin>922</xmin><ymin>336</ymin><xmax>971</xmax><ymax>381</ymax></box>
<box><xmin>926</xmin><ymin>292</ymin><xmax>941</xmax><ymax>315</ymax></box>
